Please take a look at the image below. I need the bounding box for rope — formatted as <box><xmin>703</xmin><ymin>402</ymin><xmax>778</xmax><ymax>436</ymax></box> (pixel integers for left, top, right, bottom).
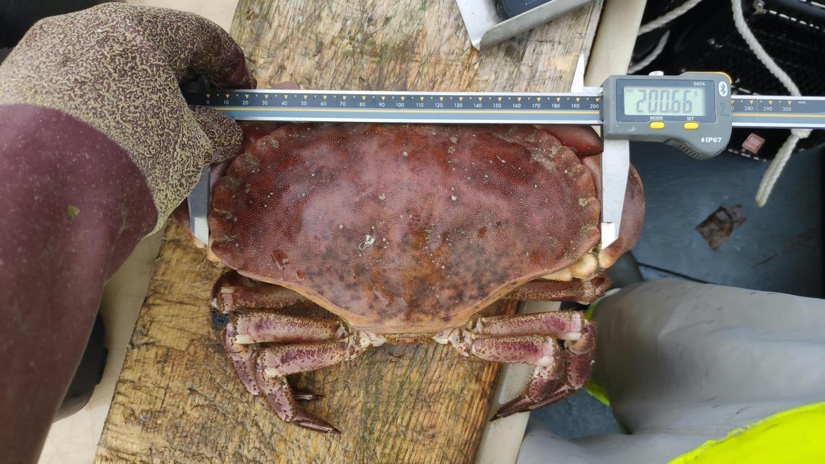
<box><xmin>730</xmin><ymin>0</ymin><xmax>812</xmax><ymax>206</ymax></box>
<box><xmin>638</xmin><ymin>0</ymin><xmax>704</xmax><ymax>35</ymax></box>
<box><xmin>629</xmin><ymin>31</ymin><xmax>670</xmax><ymax>74</ymax></box>
<box><xmin>631</xmin><ymin>1</ymin><xmax>701</xmax><ymax>73</ymax></box>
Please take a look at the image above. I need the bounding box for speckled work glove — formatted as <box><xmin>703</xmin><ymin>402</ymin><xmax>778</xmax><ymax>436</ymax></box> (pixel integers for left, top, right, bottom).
<box><xmin>0</xmin><ymin>2</ymin><xmax>255</xmax><ymax>230</ymax></box>
<box><xmin>0</xmin><ymin>4</ymin><xmax>254</xmax><ymax>463</ymax></box>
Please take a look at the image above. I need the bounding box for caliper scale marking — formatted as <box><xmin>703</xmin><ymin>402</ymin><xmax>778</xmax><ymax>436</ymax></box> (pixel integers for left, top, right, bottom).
<box><xmin>186</xmin><ymin>90</ymin><xmax>602</xmax><ymax>124</ymax></box>
<box><xmin>187</xmin><ymin>89</ymin><xmax>825</xmax><ymax>128</ymax></box>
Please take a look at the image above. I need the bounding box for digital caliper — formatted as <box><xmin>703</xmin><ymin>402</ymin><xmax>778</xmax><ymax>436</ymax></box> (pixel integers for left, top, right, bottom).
<box><xmin>185</xmin><ymin>71</ymin><xmax>824</xmax><ymax>249</ymax></box>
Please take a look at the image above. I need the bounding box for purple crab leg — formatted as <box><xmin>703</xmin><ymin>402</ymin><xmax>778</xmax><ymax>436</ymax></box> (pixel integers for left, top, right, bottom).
<box><xmin>222</xmin><ymin>316</ymin><xmax>384</xmax><ymax>432</ymax></box>
<box><xmin>474</xmin><ymin>311</ymin><xmax>587</xmax><ymax>339</ymax></box>
<box><xmin>258</xmin><ymin>337</ymin><xmax>371</xmax><ymax>377</ymax></box>
<box><xmin>222</xmin><ymin>315</ymin><xmax>385</xmax><ymax>432</ymax></box>
<box><xmin>230</xmin><ymin>311</ymin><xmax>345</xmax><ymax>344</ymax></box>
<box><xmin>219</xmin><ymin>311</ymin><xmax>345</xmax><ymax>395</ymax></box>
<box><xmin>494</xmin><ymin>323</ymin><xmax>595</xmax><ymax>419</ymax></box>
<box><xmin>254</xmin><ymin>333</ymin><xmax>385</xmax><ymax>433</ymax></box>
<box><xmin>214</xmin><ymin>280</ymin><xmax>308</xmax><ymax>313</ymax></box>
<box><xmin>471</xmin><ymin>335</ymin><xmax>562</xmax><ymax>367</ymax></box>
<box><xmin>254</xmin><ymin>368</ymin><xmax>340</xmax><ymax>433</ymax></box>
<box><xmin>220</xmin><ymin>321</ymin><xmax>260</xmax><ymax>395</ymax></box>
<box><xmin>500</xmin><ymin>274</ymin><xmax>610</xmax><ymax>304</ymax></box>
<box><xmin>435</xmin><ymin>311</ymin><xmax>595</xmax><ymax>418</ymax></box>
<box><xmin>212</xmin><ymin>273</ymin><xmax>387</xmax><ymax>432</ymax></box>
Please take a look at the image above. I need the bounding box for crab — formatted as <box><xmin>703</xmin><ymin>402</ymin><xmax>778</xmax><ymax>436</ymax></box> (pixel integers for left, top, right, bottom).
<box><xmin>202</xmin><ymin>122</ymin><xmax>644</xmax><ymax>433</ymax></box>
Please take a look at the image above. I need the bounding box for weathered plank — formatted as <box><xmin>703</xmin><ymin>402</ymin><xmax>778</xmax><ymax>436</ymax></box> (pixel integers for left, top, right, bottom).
<box><xmin>97</xmin><ymin>222</ymin><xmax>516</xmax><ymax>462</ymax></box>
<box><xmin>98</xmin><ymin>1</ymin><xmax>600</xmax><ymax>462</ymax></box>
<box><xmin>234</xmin><ymin>0</ymin><xmax>598</xmax><ymax>93</ymax></box>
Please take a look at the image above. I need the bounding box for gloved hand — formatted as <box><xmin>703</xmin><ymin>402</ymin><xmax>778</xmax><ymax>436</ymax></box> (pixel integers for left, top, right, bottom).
<box><xmin>0</xmin><ymin>5</ymin><xmax>254</xmax><ymax>463</ymax></box>
<box><xmin>0</xmin><ymin>2</ymin><xmax>255</xmax><ymax>230</ymax></box>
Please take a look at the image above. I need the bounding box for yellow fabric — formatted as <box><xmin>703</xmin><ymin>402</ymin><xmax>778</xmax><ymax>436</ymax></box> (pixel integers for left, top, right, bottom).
<box><xmin>670</xmin><ymin>402</ymin><xmax>825</xmax><ymax>463</ymax></box>
<box><xmin>583</xmin><ymin>298</ymin><xmax>610</xmax><ymax>406</ymax></box>
<box><xmin>584</xmin><ymin>298</ymin><xmax>599</xmax><ymax>321</ymax></box>
<box><xmin>584</xmin><ymin>381</ymin><xmax>610</xmax><ymax>407</ymax></box>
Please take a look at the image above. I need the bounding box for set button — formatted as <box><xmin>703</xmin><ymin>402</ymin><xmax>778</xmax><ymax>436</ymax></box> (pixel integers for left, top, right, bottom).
<box><xmin>647</xmin><ymin>121</ymin><xmax>701</xmax><ymax>130</ymax></box>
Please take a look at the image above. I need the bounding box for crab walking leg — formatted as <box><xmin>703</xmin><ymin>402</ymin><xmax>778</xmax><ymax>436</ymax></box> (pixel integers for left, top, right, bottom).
<box><xmin>211</xmin><ymin>271</ymin><xmax>352</xmax><ymax>395</ymax></box>
<box><xmin>230</xmin><ymin>311</ymin><xmax>346</xmax><ymax>344</ymax></box>
<box><xmin>255</xmin><ymin>333</ymin><xmax>386</xmax><ymax>433</ymax></box>
<box><xmin>217</xmin><ymin>285</ymin><xmax>308</xmax><ymax>313</ymax></box>
<box><xmin>254</xmin><ymin>368</ymin><xmax>339</xmax><ymax>433</ymax></box>
<box><xmin>435</xmin><ymin>311</ymin><xmax>596</xmax><ymax>418</ymax></box>
<box><xmin>474</xmin><ymin>310</ymin><xmax>588</xmax><ymax>339</ymax></box>
<box><xmin>212</xmin><ymin>272</ymin><xmax>310</xmax><ymax>314</ymax></box>
<box><xmin>219</xmin><ymin>312</ymin><xmax>346</xmax><ymax>396</ymax></box>
<box><xmin>220</xmin><ymin>323</ymin><xmax>261</xmax><ymax>395</ymax></box>
<box><xmin>494</xmin><ymin>323</ymin><xmax>595</xmax><ymax>419</ymax></box>
<box><xmin>501</xmin><ymin>274</ymin><xmax>610</xmax><ymax>304</ymax></box>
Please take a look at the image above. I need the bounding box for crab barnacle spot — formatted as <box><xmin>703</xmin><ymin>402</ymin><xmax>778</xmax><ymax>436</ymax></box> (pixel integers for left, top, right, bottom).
<box><xmin>271</xmin><ymin>249</ymin><xmax>289</xmax><ymax>269</ymax></box>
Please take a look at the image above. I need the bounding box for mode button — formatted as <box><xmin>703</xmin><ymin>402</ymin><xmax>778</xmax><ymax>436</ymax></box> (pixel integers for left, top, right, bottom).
<box><xmin>649</xmin><ymin>121</ymin><xmax>665</xmax><ymax>130</ymax></box>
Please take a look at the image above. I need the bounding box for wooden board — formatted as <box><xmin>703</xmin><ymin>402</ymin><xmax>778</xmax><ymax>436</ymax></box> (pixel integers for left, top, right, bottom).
<box><xmin>97</xmin><ymin>1</ymin><xmax>601</xmax><ymax>462</ymax></box>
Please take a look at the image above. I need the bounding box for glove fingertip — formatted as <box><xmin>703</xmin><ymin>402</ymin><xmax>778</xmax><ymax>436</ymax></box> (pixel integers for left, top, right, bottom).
<box><xmin>207</xmin><ymin>41</ymin><xmax>256</xmax><ymax>90</ymax></box>
<box><xmin>189</xmin><ymin>105</ymin><xmax>244</xmax><ymax>164</ymax></box>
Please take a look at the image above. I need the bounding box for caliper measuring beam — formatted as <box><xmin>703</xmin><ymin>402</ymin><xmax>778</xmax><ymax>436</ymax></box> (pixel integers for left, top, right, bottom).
<box><xmin>185</xmin><ymin>74</ymin><xmax>825</xmax><ymax>250</ymax></box>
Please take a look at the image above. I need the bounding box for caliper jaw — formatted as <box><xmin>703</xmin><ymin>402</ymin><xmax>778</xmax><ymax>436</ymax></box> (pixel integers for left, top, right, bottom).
<box><xmin>188</xmin><ymin>166</ymin><xmax>211</xmax><ymax>245</ymax></box>
<box><xmin>598</xmin><ymin>138</ymin><xmax>628</xmax><ymax>249</ymax></box>
<box><xmin>570</xmin><ymin>55</ymin><xmax>627</xmax><ymax>250</ymax></box>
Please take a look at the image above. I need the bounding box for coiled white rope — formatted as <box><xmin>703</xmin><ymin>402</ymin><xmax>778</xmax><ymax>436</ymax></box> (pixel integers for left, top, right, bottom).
<box><xmin>628</xmin><ymin>31</ymin><xmax>670</xmax><ymax>74</ymax></box>
<box><xmin>731</xmin><ymin>0</ymin><xmax>812</xmax><ymax>206</ymax></box>
<box><xmin>637</xmin><ymin>0</ymin><xmax>704</xmax><ymax>35</ymax></box>
<box><xmin>630</xmin><ymin>0</ymin><xmax>702</xmax><ymax>72</ymax></box>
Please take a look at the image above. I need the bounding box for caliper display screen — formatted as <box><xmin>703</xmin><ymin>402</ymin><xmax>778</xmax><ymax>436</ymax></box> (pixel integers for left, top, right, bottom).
<box><xmin>623</xmin><ymin>86</ymin><xmax>706</xmax><ymax>117</ymax></box>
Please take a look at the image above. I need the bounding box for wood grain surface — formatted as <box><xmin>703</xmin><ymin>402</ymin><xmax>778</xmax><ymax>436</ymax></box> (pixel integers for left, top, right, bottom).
<box><xmin>97</xmin><ymin>1</ymin><xmax>601</xmax><ymax>462</ymax></box>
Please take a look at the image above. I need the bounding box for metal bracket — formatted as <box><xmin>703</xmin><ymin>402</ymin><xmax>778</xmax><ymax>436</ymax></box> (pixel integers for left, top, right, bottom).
<box><xmin>455</xmin><ymin>0</ymin><xmax>596</xmax><ymax>50</ymax></box>
<box><xmin>599</xmin><ymin>138</ymin><xmax>628</xmax><ymax>249</ymax></box>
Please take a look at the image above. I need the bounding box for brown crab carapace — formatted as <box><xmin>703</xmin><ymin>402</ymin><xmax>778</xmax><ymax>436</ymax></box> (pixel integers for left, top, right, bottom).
<box><xmin>206</xmin><ymin>123</ymin><xmax>644</xmax><ymax>433</ymax></box>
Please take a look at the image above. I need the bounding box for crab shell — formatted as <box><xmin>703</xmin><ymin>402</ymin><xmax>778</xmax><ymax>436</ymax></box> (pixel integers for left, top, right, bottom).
<box><xmin>208</xmin><ymin>123</ymin><xmax>643</xmax><ymax>333</ymax></box>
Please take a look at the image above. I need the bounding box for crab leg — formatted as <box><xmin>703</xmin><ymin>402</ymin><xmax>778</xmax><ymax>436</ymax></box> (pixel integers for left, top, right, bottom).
<box><xmin>221</xmin><ymin>316</ymin><xmax>385</xmax><ymax>432</ymax></box>
<box><xmin>230</xmin><ymin>311</ymin><xmax>345</xmax><ymax>344</ymax></box>
<box><xmin>222</xmin><ymin>318</ymin><xmax>385</xmax><ymax>432</ymax></box>
<box><xmin>494</xmin><ymin>323</ymin><xmax>594</xmax><ymax>419</ymax></box>
<box><xmin>218</xmin><ymin>312</ymin><xmax>345</xmax><ymax>396</ymax></box>
<box><xmin>257</xmin><ymin>333</ymin><xmax>383</xmax><ymax>378</ymax></box>
<box><xmin>211</xmin><ymin>272</ymin><xmax>344</xmax><ymax>394</ymax></box>
<box><xmin>435</xmin><ymin>311</ymin><xmax>595</xmax><ymax>418</ymax></box>
<box><xmin>474</xmin><ymin>311</ymin><xmax>587</xmax><ymax>339</ymax></box>
<box><xmin>211</xmin><ymin>272</ymin><xmax>391</xmax><ymax>432</ymax></box>
<box><xmin>254</xmin><ymin>332</ymin><xmax>385</xmax><ymax>433</ymax></box>
<box><xmin>212</xmin><ymin>273</ymin><xmax>308</xmax><ymax>314</ymax></box>
<box><xmin>213</xmin><ymin>277</ymin><xmax>388</xmax><ymax>432</ymax></box>
<box><xmin>500</xmin><ymin>274</ymin><xmax>610</xmax><ymax>304</ymax></box>
<box><xmin>254</xmin><ymin>369</ymin><xmax>339</xmax><ymax>433</ymax></box>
